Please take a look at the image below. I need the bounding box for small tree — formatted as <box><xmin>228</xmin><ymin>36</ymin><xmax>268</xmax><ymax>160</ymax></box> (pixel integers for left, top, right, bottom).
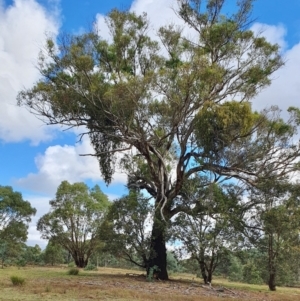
<box><xmin>0</xmin><ymin>186</ymin><xmax>36</xmax><ymax>242</ymax></box>
<box><xmin>245</xmin><ymin>180</ymin><xmax>300</xmax><ymax>290</ymax></box>
<box><xmin>43</xmin><ymin>240</ymin><xmax>64</xmax><ymax>266</ymax></box>
<box><xmin>173</xmin><ymin>179</ymin><xmax>242</xmax><ymax>284</ymax></box>
<box><xmin>22</xmin><ymin>244</ymin><xmax>43</xmax><ymax>265</ymax></box>
<box><xmin>0</xmin><ymin>185</ymin><xmax>36</xmax><ymax>267</ymax></box>
<box><xmin>37</xmin><ymin>181</ymin><xmax>110</xmax><ymax>268</ymax></box>
<box><xmin>101</xmin><ymin>191</ymin><xmax>153</xmax><ymax>271</ymax></box>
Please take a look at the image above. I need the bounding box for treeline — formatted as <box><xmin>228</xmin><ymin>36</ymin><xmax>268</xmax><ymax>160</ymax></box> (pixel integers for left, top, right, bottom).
<box><xmin>2</xmin><ymin>180</ymin><xmax>300</xmax><ymax>291</ymax></box>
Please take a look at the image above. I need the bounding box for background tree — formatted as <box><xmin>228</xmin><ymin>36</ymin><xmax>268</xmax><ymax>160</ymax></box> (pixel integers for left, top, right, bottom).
<box><xmin>37</xmin><ymin>181</ymin><xmax>110</xmax><ymax>268</ymax></box>
<box><xmin>172</xmin><ymin>179</ymin><xmax>242</xmax><ymax>284</ymax></box>
<box><xmin>0</xmin><ymin>185</ymin><xmax>36</xmax><ymax>267</ymax></box>
<box><xmin>101</xmin><ymin>191</ymin><xmax>153</xmax><ymax>272</ymax></box>
<box><xmin>0</xmin><ymin>185</ymin><xmax>36</xmax><ymax>242</ymax></box>
<box><xmin>43</xmin><ymin>240</ymin><xmax>64</xmax><ymax>266</ymax></box>
<box><xmin>0</xmin><ymin>241</ymin><xmax>25</xmax><ymax>268</ymax></box>
<box><xmin>21</xmin><ymin>244</ymin><xmax>43</xmax><ymax>265</ymax></box>
<box><xmin>241</xmin><ymin>179</ymin><xmax>300</xmax><ymax>290</ymax></box>
<box><xmin>19</xmin><ymin>0</ymin><xmax>300</xmax><ymax>279</ymax></box>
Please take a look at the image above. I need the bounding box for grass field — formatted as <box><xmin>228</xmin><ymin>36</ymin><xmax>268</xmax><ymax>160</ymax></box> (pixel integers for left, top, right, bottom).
<box><xmin>1</xmin><ymin>266</ymin><xmax>300</xmax><ymax>301</ymax></box>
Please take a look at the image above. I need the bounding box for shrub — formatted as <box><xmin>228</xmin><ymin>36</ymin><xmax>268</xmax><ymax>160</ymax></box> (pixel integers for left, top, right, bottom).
<box><xmin>16</xmin><ymin>258</ymin><xmax>27</xmax><ymax>267</ymax></box>
<box><xmin>84</xmin><ymin>263</ymin><xmax>97</xmax><ymax>271</ymax></box>
<box><xmin>10</xmin><ymin>275</ymin><xmax>25</xmax><ymax>286</ymax></box>
<box><xmin>67</xmin><ymin>267</ymin><xmax>79</xmax><ymax>275</ymax></box>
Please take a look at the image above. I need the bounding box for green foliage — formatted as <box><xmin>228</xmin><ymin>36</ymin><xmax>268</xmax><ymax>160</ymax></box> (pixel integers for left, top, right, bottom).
<box><xmin>172</xmin><ymin>178</ymin><xmax>242</xmax><ymax>283</ymax></box>
<box><xmin>0</xmin><ymin>186</ymin><xmax>36</xmax><ymax>267</ymax></box>
<box><xmin>16</xmin><ymin>258</ymin><xmax>27</xmax><ymax>267</ymax></box>
<box><xmin>84</xmin><ymin>263</ymin><xmax>98</xmax><ymax>271</ymax></box>
<box><xmin>21</xmin><ymin>244</ymin><xmax>43</xmax><ymax>265</ymax></box>
<box><xmin>10</xmin><ymin>275</ymin><xmax>25</xmax><ymax>286</ymax></box>
<box><xmin>167</xmin><ymin>251</ymin><xmax>184</xmax><ymax>273</ymax></box>
<box><xmin>101</xmin><ymin>190</ymin><xmax>152</xmax><ymax>270</ymax></box>
<box><xmin>43</xmin><ymin>240</ymin><xmax>64</xmax><ymax>266</ymax></box>
<box><xmin>242</xmin><ymin>261</ymin><xmax>263</xmax><ymax>285</ymax></box>
<box><xmin>67</xmin><ymin>268</ymin><xmax>79</xmax><ymax>275</ymax></box>
<box><xmin>195</xmin><ymin>101</ymin><xmax>255</xmax><ymax>154</ymax></box>
<box><xmin>0</xmin><ymin>186</ymin><xmax>36</xmax><ymax>244</ymax></box>
<box><xmin>37</xmin><ymin>181</ymin><xmax>110</xmax><ymax>268</ymax></box>
<box><xmin>227</xmin><ymin>255</ymin><xmax>244</xmax><ymax>282</ymax></box>
<box><xmin>147</xmin><ymin>265</ymin><xmax>160</xmax><ymax>282</ymax></box>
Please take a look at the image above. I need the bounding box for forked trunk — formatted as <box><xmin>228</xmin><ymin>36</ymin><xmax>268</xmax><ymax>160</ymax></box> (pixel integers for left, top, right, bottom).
<box><xmin>199</xmin><ymin>260</ymin><xmax>208</xmax><ymax>284</ymax></box>
<box><xmin>148</xmin><ymin>212</ymin><xmax>168</xmax><ymax>280</ymax></box>
<box><xmin>73</xmin><ymin>252</ymin><xmax>88</xmax><ymax>268</ymax></box>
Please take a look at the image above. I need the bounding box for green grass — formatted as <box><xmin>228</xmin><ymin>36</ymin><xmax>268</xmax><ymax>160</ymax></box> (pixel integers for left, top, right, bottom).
<box><xmin>67</xmin><ymin>267</ymin><xmax>79</xmax><ymax>275</ymax></box>
<box><xmin>10</xmin><ymin>275</ymin><xmax>25</xmax><ymax>286</ymax></box>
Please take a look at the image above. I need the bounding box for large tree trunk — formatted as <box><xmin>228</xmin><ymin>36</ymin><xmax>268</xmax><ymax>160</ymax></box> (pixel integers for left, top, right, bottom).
<box><xmin>149</xmin><ymin>212</ymin><xmax>168</xmax><ymax>280</ymax></box>
<box><xmin>73</xmin><ymin>251</ymin><xmax>88</xmax><ymax>268</ymax></box>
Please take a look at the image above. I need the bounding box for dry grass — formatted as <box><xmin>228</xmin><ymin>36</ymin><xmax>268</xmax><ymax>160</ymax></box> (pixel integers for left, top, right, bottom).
<box><xmin>0</xmin><ymin>266</ymin><xmax>299</xmax><ymax>301</ymax></box>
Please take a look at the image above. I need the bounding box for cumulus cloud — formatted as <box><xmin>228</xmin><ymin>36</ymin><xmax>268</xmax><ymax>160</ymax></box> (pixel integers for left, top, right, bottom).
<box><xmin>0</xmin><ymin>0</ymin><xmax>59</xmax><ymax>144</ymax></box>
<box><xmin>95</xmin><ymin>0</ymin><xmax>193</xmax><ymax>44</ymax></box>
<box><xmin>15</xmin><ymin>136</ymin><xmax>127</xmax><ymax>195</ymax></box>
<box><xmin>250</xmin><ymin>24</ymin><xmax>300</xmax><ymax>115</ymax></box>
<box><xmin>24</xmin><ymin>194</ymin><xmax>50</xmax><ymax>248</ymax></box>
<box><xmin>251</xmin><ymin>23</ymin><xmax>287</xmax><ymax>51</ymax></box>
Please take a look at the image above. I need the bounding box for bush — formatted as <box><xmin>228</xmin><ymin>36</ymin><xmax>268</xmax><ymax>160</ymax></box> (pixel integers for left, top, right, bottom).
<box><xmin>228</xmin><ymin>255</ymin><xmax>243</xmax><ymax>282</ymax></box>
<box><xmin>84</xmin><ymin>263</ymin><xmax>97</xmax><ymax>271</ymax></box>
<box><xmin>16</xmin><ymin>258</ymin><xmax>27</xmax><ymax>267</ymax></box>
<box><xmin>67</xmin><ymin>267</ymin><xmax>79</xmax><ymax>275</ymax></box>
<box><xmin>10</xmin><ymin>275</ymin><xmax>25</xmax><ymax>286</ymax></box>
<box><xmin>243</xmin><ymin>262</ymin><xmax>263</xmax><ymax>285</ymax></box>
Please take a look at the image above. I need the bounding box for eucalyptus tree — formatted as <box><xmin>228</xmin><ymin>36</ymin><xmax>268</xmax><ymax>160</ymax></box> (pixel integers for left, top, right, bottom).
<box><xmin>245</xmin><ymin>180</ymin><xmax>300</xmax><ymax>291</ymax></box>
<box><xmin>101</xmin><ymin>191</ymin><xmax>153</xmax><ymax>272</ymax></box>
<box><xmin>172</xmin><ymin>177</ymin><xmax>243</xmax><ymax>284</ymax></box>
<box><xmin>43</xmin><ymin>239</ymin><xmax>64</xmax><ymax>266</ymax></box>
<box><xmin>37</xmin><ymin>181</ymin><xmax>110</xmax><ymax>268</ymax></box>
<box><xmin>0</xmin><ymin>185</ymin><xmax>36</xmax><ymax>244</ymax></box>
<box><xmin>18</xmin><ymin>0</ymin><xmax>300</xmax><ymax>279</ymax></box>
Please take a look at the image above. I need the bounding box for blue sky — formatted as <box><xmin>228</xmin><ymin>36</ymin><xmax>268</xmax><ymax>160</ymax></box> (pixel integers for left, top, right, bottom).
<box><xmin>1</xmin><ymin>0</ymin><xmax>300</xmax><ymax>248</ymax></box>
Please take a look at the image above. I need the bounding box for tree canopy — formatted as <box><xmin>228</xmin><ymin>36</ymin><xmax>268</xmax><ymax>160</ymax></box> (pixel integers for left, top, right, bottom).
<box><xmin>0</xmin><ymin>185</ymin><xmax>36</xmax><ymax>244</ymax></box>
<box><xmin>101</xmin><ymin>191</ymin><xmax>153</xmax><ymax>270</ymax></box>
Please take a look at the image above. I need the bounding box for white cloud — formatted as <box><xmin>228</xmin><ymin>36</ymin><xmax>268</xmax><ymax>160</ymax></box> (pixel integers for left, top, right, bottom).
<box><xmin>95</xmin><ymin>0</ymin><xmax>195</xmax><ymax>44</ymax></box>
<box><xmin>251</xmin><ymin>24</ymin><xmax>300</xmax><ymax>116</ymax></box>
<box><xmin>0</xmin><ymin>0</ymin><xmax>59</xmax><ymax>144</ymax></box>
<box><xmin>251</xmin><ymin>23</ymin><xmax>287</xmax><ymax>51</ymax></box>
<box><xmin>15</xmin><ymin>136</ymin><xmax>127</xmax><ymax>195</ymax></box>
<box><xmin>24</xmin><ymin>194</ymin><xmax>50</xmax><ymax>248</ymax></box>
<box><xmin>130</xmin><ymin>0</ymin><xmax>180</xmax><ymax>29</ymax></box>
